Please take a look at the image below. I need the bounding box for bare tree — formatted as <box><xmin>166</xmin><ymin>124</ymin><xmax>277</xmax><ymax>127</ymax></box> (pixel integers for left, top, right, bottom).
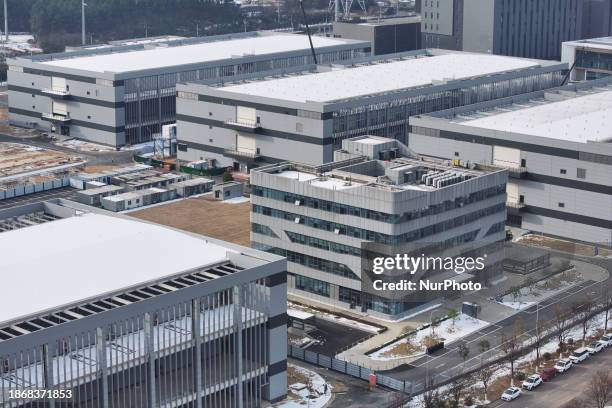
<box><xmin>477</xmin><ymin>363</ymin><xmax>497</xmax><ymax>403</ymax></box>
<box><xmin>602</xmin><ymin>286</ymin><xmax>611</xmax><ymax>332</ymax></box>
<box><xmin>457</xmin><ymin>343</ymin><xmax>470</xmax><ymax>372</ymax></box>
<box><xmin>573</xmin><ymin>299</ymin><xmax>594</xmax><ymax>346</ymax></box>
<box><xmin>534</xmin><ymin>320</ymin><xmax>549</xmax><ymax>369</ymax></box>
<box><xmin>553</xmin><ymin>304</ymin><xmax>571</xmax><ymax>348</ymax></box>
<box><xmin>445</xmin><ymin>376</ymin><xmax>469</xmax><ymax>408</ymax></box>
<box><xmin>588</xmin><ymin>370</ymin><xmax>612</xmax><ymax>408</ymax></box>
<box><xmin>422</xmin><ymin>375</ymin><xmax>442</xmax><ymax>408</ymax></box>
<box><xmin>501</xmin><ymin>319</ymin><xmax>524</xmax><ymax>386</ymax></box>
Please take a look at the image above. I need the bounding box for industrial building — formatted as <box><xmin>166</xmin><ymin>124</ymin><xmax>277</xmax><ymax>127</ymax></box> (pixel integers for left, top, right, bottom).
<box><xmin>421</xmin><ymin>0</ymin><xmax>583</xmax><ymax>60</ymax></box>
<box><xmin>562</xmin><ymin>36</ymin><xmax>612</xmax><ymax>81</ymax></box>
<box><xmin>407</xmin><ymin>77</ymin><xmax>612</xmax><ymax>245</ymax></box>
<box><xmin>176</xmin><ymin>49</ymin><xmax>565</xmax><ymax>172</ymax></box>
<box><xmin>332</xmin><ymin>16</ymin><xmax>421</xmax><ymax>55</ymax></box>
<box><xmin>7</xmin><ymin>31</ymin><xmax>370</xmax><ymax>147</ymax></box>
<box><xmin>250</xmin><ymin>136</ymin><xmax>508</xmax><ymax>319</ymax></box>
<box><xmin>0</xmin><ymin>199</ymin><xmax>287</xmax><ymax>407</ymax></box>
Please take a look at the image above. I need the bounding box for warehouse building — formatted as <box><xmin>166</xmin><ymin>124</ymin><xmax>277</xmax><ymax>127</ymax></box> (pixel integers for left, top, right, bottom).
<box><xmin>0</xmin><ymin>199</ymin><xmax>287</xmax><ymax>407</ymax></box>
<box><xmin>562</xmin><ymin>36</ymin><xmax>612</xmax><ymax>81</ymax></box>
<box><xmin>250</xmin><ymin>136</ymin><xmax>507</xmax><ymax>319</ymax></box>
<box><xmin>176</xmin><ymin>49</ymin><xmax>565</xmax><ymax>172</ymax></box>
<box><xmin>407</xmin><ymin>77</ymin><xmax>612</xmax><ymax>245</ymax></box>
<box><xmin>7</xmin><ymin>31</ymin><xmax>370</xmax><ymax>147</ymax></box>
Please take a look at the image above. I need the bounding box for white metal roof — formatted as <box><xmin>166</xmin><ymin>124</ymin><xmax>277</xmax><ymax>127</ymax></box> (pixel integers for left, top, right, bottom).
<box><xmin>220</xmin><ymin>53</ymin><xmax>541</xmax><ymax>103</ymax></box>
<box><xmin>41</xmin><ymin>34</ymin><xmax>357</xmax><ymax>73</ymax></box>
<box><xmin>459</xmin><ymin>89</ymin><xmax>612</xmax><ymax>143</ymax></box>
<box><xmin>0</xmin><ymin>213</ymin><xmax>234</xmax><ymax>325</ymax></box>
<box><xmin>564</xmin><ymin>36</ymin><xmax>612</xmax><ymax>51</ymax></box>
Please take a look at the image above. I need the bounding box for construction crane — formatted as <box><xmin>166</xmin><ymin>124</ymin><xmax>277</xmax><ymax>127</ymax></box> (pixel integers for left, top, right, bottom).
<box><xmin>329</xmin><ymin>0</ymin><xmax>367</xmax><ymax>21</ymax></box>
<box><xmin>299</xmin><ymin>0</ymin><xmax>318</xmax><ymax>65</ymax></box>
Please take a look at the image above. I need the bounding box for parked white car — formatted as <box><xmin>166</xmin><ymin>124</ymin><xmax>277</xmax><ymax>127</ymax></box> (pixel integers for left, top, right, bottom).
<box><xmin>599</xmin><ymin>333</ymin><xmax>612</xmax><ymax>347</ymax></box>
<box><xmin>587</xmin><ymin>341</ymin><xmax>604</xmax><ymax>355</ymax></box>
<box><xmin>569</xmin><ymin>347</ymin><xmax>590</xmax><ymax>363</ymax></box>
<box><xmin>501</xmin><ymin>387</ymin><xmax>522</xmax><ymax>401</ymax></box>
<box><xmin>522</xmin><ymin>374</ymin><xmax>543</xmax><ymax>390</ymax></box>
<box><xmin>554</xmin><ymin>358</ymin><xmax>573</xmax><ymax>373</ymax></box>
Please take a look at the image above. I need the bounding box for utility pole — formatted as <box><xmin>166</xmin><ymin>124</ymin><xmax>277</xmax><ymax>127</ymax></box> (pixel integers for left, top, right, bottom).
<box><xmin>81</xmin><ymin>0</ymin><xmax>86</xmax><ymax>45</ymax></box>
<box><xmin>4</xmin><ymin>0</ymin><xmax>8</xmax><ymax>42</ymax></box>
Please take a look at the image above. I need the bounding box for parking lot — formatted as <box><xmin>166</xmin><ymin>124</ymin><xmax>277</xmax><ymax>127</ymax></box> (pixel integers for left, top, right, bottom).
<box><xmin>489</xmin><ymin>345</ymin><xmax>612</xmax><ymax>407</ymax></box>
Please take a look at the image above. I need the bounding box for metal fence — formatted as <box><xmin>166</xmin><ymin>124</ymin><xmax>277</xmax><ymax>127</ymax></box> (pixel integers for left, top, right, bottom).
<box><xmin>288</xmin><ymin>345</ymin><xmax>412</xmax><ymax>394</ymax></box>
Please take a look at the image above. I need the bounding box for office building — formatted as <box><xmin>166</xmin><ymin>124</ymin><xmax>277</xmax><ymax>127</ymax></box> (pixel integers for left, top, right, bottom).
<box><xmin>250</xmin><ymin>136</ymin><xmax>508</xmax><ymax>319</ymax></box>
<box><xmin>7</xmin><ymin>32</ymin><xmax>370</xmax><ymax>147</ymax></box>
<box><xmin>333</xmin><ymin>16</ymin><xmax>422</xmax><ymax>55</ymax></box>
<box><xmin>421</xmin><ymin>0</ymin><xmax>584</xmax><ymax>60</ymax></box>
<box><xmin>0</xmin><ymin>199</ymin><xmax>288</xmax><ymax>407</ymax></box>
<box><xmin>176</xmin><ymin>49</ymin><xmax>565</xmax><ymax>172</ymax></box>
<box><xmin>582</xmin><ymin>0</ymin><xmax>612</xmax><ymax>39</ymax></box>
<box><xmin>562</xmin><ymin>37</ymin><xmax>612</xmax><ymax>81</ymax></box>
<box><xmin>408</xmin><ymin>77</ymin><xmax>612</xmax><ymax>245</ymax></box>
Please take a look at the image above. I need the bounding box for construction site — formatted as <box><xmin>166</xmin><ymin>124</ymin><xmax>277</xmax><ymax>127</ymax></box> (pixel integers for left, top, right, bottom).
<box><xmin>0</xmin><ymin>143</ymin><xmax>83</xmax><ymax>179</ymax></box>
<box><xmin>0</xmin><ymin>143</ymin><xmax>85</xmax><ymax>201</ymax></box>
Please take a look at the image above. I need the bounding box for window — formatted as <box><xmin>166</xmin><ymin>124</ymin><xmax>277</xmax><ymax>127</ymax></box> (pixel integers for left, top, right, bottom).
<box><xmin>87</xmin><ymin>115</ymin><xmax>91</xmax><ymax>119</ymax></box>
<box><xmin>209</xmin><ymin>112</ymin><xmax>213</xmax><ymax>116</ymax></box>
<box><xmin>577</xmin><ymin>168</ymin><xmax>586</xmax><ymax>179</ymax></box>
<box><xmin>178</xmin><ymin>142</ymin><xmax>188</xmax><ymax>152</ymax></box>
<box><xmin>96</xmin><ymin>78</ymin><xmax>113</xmax><ymax>87</ymax></box>
<box><xmin>519</xmin><ymin>195</ymin><xmax>525</xmax><ymax>204</ymax></box>
<box><xmin>558</xmin><ymin>202</ymin><xmax>565</xmax><ymax>208</ymax></box>
<box><xmin>454</xmin><ymin>152</ymin><xmax>459</xmax><ymax>157</ymax></box>
<box><xmin>128</xmin><ymin>200</ymin><xmax>132</xmax><ymax>205</ymax></box>
<box><xmin>209</xmin><ymin>138</ymin><xmax>213</xmax><ymax>143</ymax></box>
<box><xmin>86</xmin><ymin>91</ymin><xmax>90</xmax><ymax>95</ymax></box>
<box><xmin>560</xmin><ymin>169</ymin><xmax>566</xmax><ymax>174</ymax></box>
<box><xmin>295</xmin><ymin>275</ymin><xmax>330</xmax><ymax>297</ymax></box>
<box><xmin>31</xmin><ymin>94</ymin><xmax>35</xmax><ymax>98</ymax></box>
<box><xmin>521</xmin><ymin>159</ymin><xmax>527</xmax><ymax>167</ymax></box>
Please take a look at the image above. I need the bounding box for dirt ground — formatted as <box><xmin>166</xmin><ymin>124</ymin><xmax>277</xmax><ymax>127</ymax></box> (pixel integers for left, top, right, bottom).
<box><xmin>130</xmin><ymin>196</ymin><xmax>251</xmax><ymax>246</ymax></box>
<box><xmin>0</xmin><ymin>142</ymin><xmax>79</xmax><ymax>177</ymax></box>
<box><xmin>517</xmin><ymin>234</ymin><xmax>612</xmax><ymax>257</ymax></box>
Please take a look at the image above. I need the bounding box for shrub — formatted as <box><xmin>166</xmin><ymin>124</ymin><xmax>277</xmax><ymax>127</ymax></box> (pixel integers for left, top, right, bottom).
<box><xmin>222</xmin><ymin>172</ymin><xmax>234</xmax><ymax>182</ymax></box>
<box><xmin>514</xmin><ymin>372</ymin><xmax>526</xmax><ymax>381</ymax></box>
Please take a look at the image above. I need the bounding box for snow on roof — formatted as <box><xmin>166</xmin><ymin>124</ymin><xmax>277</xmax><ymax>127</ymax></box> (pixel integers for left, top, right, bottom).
<box><xmin>287</xmin><ymin>308</ymin><xmax>314</xmax><ymax>320</ymax></box>
<box><xmin>564</xmin><ymin>36</ymin><xmax>612</xmax><ymax>51</ymax></box>
<box><xmin>276</xmin><ymin>170</ymin><xmax>318</xmax><ymax>181</ymax></box>
<box><xmin>41</xmin><ymin>34</ymin><xmax>357</xmax><ymax>73</ymax></box>
<box><xmin>0</xmin><ymin>213</ymin><xmax>233</xmax><ymax>325</ymax></box>
<box><xmin>309</xmin><ymin>177</ymin><xmax>358</xmax><ymax>190</ymax></box>
<box><xmin>459</xmin><ymin>89</ymin><xmax>612</xmax><ymax>143</ymax></box>
<box><xmin>355</xmin><ymin>136</ymin><xmax>388</xmax><ymax>145</ymax></box>
<box><xmin>221</xmin><ymin>53</ymin><xmax>541</xmax><ymax>103</ymax></box>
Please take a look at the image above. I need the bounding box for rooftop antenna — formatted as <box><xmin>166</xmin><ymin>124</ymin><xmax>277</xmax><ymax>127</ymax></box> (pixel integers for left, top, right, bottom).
<box><xmin>299</xmin><ymin>0</ymin><xmax>318</xmax><ymax>65</ymax></box>
<box><xmin>81</xmin><ymin>0</ymin><xmax>87</xmax><ymax>45</ymax></box>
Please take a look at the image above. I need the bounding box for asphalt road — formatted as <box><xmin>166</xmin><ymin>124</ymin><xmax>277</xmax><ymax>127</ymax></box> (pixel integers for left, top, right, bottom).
<box><xmin>0</xmin><ymin>186</ymin><xmax>77</xmax><ymax>210</ymax></box>
<box><xmin>488</xmin><ymin>348</ymin><xmax>612</xmax><ymax>408</ymax></box>
<box><xmin>381</xmin><ymin>255</ymin><xmax>612</xmax><ymax>394</ymax></box>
